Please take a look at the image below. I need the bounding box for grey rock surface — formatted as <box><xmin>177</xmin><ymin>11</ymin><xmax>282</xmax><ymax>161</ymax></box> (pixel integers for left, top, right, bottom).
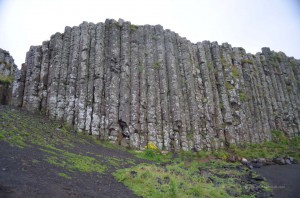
<box><xmin>12</xmin><ymin>19</ymin><xmax>300</xmax><ymax>150</ymax></box>
<box><xmin>0</xmin><ymin>48</ymin><xmax>18</xmax><ymax>105</ymax></box>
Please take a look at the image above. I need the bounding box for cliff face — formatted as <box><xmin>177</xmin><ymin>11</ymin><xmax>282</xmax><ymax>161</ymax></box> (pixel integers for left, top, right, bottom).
<box><xmin>12</xmin><ymin>19</ymin><xmax>300</xmax><ymax>151</ymax></box>
<box><xmin>0</xmin><ymin>48</ymin><xmax>18</xmax><ymax>105</ymax></box>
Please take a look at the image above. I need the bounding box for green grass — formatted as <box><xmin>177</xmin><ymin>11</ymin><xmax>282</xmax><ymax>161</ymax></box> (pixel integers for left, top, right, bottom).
<box><xmin>232</xmin><ymin>66</ymin><xmax>239</xmax><ymax>79</ymax></box>
<box><xmin>41</xmin><ymin>145</ymin><xmax>106</xmax><ymax>173</ymax></box>
<box><xmin>153</xmin><ymin>61</ymin><xmax>161</xmax><ymax>69</ymax></box>
<box><xmin>0</xmin><ymin>74</ymin><xmax>13</xmax><ymax>84</ymax></box>
<box><xmin>129</xmin><ymin>24</ymin><xmax>138</xmax><ymax>31</ymax></box>
<box><xmin>239</xmin><ymin>92</ymin><xmax>247</xmax><ymax>102</ymax></box>
<box><xmin>130</xmin><ymin>148</ymin><xmax>172</xmax><ymax>163</ymax></box>
<box><xmin>114</xmin><ymin>160</ymin><xmax>257</xmax><ymax>198</ymax></box>
<box><xmin>241</xmin><ymin>59</ymin><xmax>253</xmax><ymax>65</ymax></box>
<box><xmin>228</xmin><ymin>130</ymin><xmax>300</xmax><ymax>161</ymax></box>
<box><xmin>58</xmin><ymin>172</ymin><xmax>72</xmax><ymax>179</ymax></box>
<box><xmin>225</xmin><ymin>81</ymin><xmax>234</xmax><ymax>91</ymax></box>
<box><xmin>0</xmin><ymin>108</ymin><xmax>107</xmax><ymax>173</ymax></box>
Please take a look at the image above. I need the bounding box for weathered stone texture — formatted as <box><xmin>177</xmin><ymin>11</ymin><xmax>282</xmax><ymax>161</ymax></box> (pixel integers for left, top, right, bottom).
<box><xmin>0</xmin><ymin>48</ymin><xmax>18</xmax><ymax>105</ymax></box>
<box><xmin>12</xmin><ymin>19</ymin><xmax>300</xmax><ymax>151</ymax></box>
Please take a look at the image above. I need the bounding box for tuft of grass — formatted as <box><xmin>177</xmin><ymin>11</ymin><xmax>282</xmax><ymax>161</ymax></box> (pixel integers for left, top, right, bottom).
<box><xmin>129</xmin><ymin>24</ymin><xmax>138</xmax><ymax>31</ymax></box>
<box><xmin>41</xmin><ymin>145</ymin><xmax>106</xmax><ymax>173</ymax></box>
<box><xmin>225</xmin><ymin>81</ymin><xmax>234</xmax><ymax>91</ymax></box>
<box><xmin>0</xmin><ymin>133</ymin><xmax>5</xmax><ymax>140</ymax></box>
<box><xmin>58</xmin><ymin>172</ymin><xmax>72</xmax><ymax>179</ymax></box>
<box><xmin>153</xmin><ymin>61</ymin><xmax>161</xmax><ymax>69</ymax></box>
<box><xmin>232</xmin><ymin>66</ymin><xmax>239</xmax><ymax>79</ymax></box>
<box><xmin>0</xmin><ymin>74</ymin><xmax>14</xmax><ymax>84</ymax></box>
<box><xmin>130</xmin><ymin>148</ymin><xmax>172</xmax><ymax>163</ymax></box>
<box><xmin>207</xmin><ymin>62</ymin><xmax>212</xmax><ymax>71</ymax></box>
<box><xmin>0</xmin><ymin>108</ymin><xmax>107</xmax><ymax>174</ymax></box>
<box><xmin>114</xmin><ymin>160</ymin><xmax>256</xmax><ymax>198</ymax></box>
<box><xmin>228</xmin><ymin>133</ymin><xmax>300</xmax><ymax>161</ymax></box>
<box><xmin>239</xmin><ymin>92</ymin><xmax>247</xmax><ymax>102</ymax></box>
<box><xmin>241</xmin><ymin>59</ymin><xmax>253</xmax><ymax>65</ymax></box>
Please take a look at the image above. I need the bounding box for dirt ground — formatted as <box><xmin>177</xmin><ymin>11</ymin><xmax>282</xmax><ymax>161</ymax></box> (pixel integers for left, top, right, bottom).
<box><xmin>255</xmin><ymin>164</ymin><xmax>300</xmax><ymax>198</ymax></box>
<box><xmin>1</xmin><ymin>105</ymin><xmax>299</xmax><ymax>198</ymax></box>
<box><xmin>0</xmin><ymin>140</ymin><xmax>143</xmax><ymax>198</ymax></box>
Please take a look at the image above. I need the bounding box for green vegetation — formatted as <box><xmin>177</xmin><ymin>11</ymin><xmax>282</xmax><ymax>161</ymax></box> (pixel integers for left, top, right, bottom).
<box><xmin>129</xmin><ymin>24</ymin><xmax>138</xmax><ymax>31</ymax></box>
<box><xmin>231</xmin><ymin>67</ymin><xmax>239</xmax><ymax>79</ymax></box>
<box><xmin>114</xmin><ymin>159</ymin><xmax>261</xmax><ymax>198</ymax></box>
<box><xmin>153</xmin><ymin>61</ymin><xmax>161</xmax><ymax>69</ymax></box>
<box><xmin>42</xmin><ymin>145</ymin><xmax>106</xmax><ymax>173</ymax></box>
<box><xmin>207</xmin><ymin>62</ymin><xmax>213</xmax><ymax>71</ymax></box>
<box><xmin>113</xmin><ymin>21</ymin><xmax>121</xmax><ymax>28</ymax></box>
<box><xmin>58</xmin><ymin>172</ymin><xmax>72</xmax><ymax>179</ymax></box>
<box><xmin>239</xmin><ymin>92</ymin><xmax>247</xmax><ymax>102</ymax></box>
<box><xmin>228</xmin><ymin>130</ymin><xmax>300</xmax><ymax>161</ymax></box>
<box><xmin>0</xmin><ymin>61</ymin><xmax>12</xmax><ymax>69</ymax></box>
<box><xmin>241</xmin><ymin>59</ymin><xmax>253</xmax><ymax>65</ymax></box>
<box><xmin>270</xmin><ymin>53</ymin><xmax>281</xmax><ymax>63</ymax></box>
<box><xmin>221</xmin><ymin>56</ymin><xmax>230</xmax><ymax>68</ymax></box>
<box><xmin>0</xmin><ymin>74</ymin><xmax>13</xmax><ymax>84</ymax></box>
<box><xmin>2</xmin><ymin>107</ymin><xmax>300</xmax><ymax>197</ymax></box>
<box><xmin>260</xmin><ymin>56</ymin><xmax>266</xmax><ymax>65</ymax></box>
<box><xmin>118</xmin><ymin>130</ymin><xmax>300</xmax><ymax>197</ymax></box>
<box><xmin>0</xmin><ymin>108</ymin><xmax>126</xmax><ymax>174</ymax></box>
<box><xmin>130</xmin><ymin>148</ymin><xmax>172</xmax><ymax>163</ymax></box>
<box><xmin>225</xmin><ymin>81</ymin><xmax>234</xmax><ymax>91</ymax></box>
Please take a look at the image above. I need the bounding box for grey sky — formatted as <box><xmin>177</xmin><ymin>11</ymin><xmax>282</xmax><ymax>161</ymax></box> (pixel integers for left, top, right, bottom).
<box><xmin>0</xmin><ymin>0</ymin><xmax>299</xmax><ymax>67</ymax></box>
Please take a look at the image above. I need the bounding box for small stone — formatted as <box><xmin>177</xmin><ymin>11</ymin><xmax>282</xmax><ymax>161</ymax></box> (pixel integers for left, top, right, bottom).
<box><xmin>273</xmin><ymin>157</ymin><xmax>285</xmax><ymax>165</ymax></box>
<box><xmin>247</xmin><ymin>164</ymin><xmax>253</xmax><ymax>169</ymax></box>
<box><xmin>156</xmin><ymin>177</ymin><xmax>162</xmax><ymax>185</ymax></box>
<box><xmin>252</xmin><ymin>175</ymin><xmax>264</xmax><ymax>181</ymax></box>
<box><xmin>241</xmin><ymin>158</ymin><xmax>248</xmax><ymax>164</ymax></box>
<box><xmin>2</xmin><ymin>168</ymin><xmax>7</xmax><ymax>171</ymax></box>
<box><xmin>130</xmin><ymin>171</ymin><xmax>137</xmax><ymax>178</ymax></box>
<box><xmin>227</xmin><ymin>155</ymin><xmax>237</xmax><ymax>163</ymax></box>
<box><xmin>285</xmin><ymin>159</ymin><xmax>291</xmax><ymax>165</ymax></box>
<box><xmin>164</xmin><ymin>176</ymin><xmax>170</xmax><ymax>184</ymax></box>
<box><xmin>252</xmin><ymin>162</ymin><xmax>263</xmax><ymax>168</ymax></box>
<box><xmin>257</xmin><ymin>158</ymin><xmax>266</xmax><ymax>164</ymax></box>
<box><xmin>264</xmin><ymin>160</ymin><xmax>275</xmax><ymax>166</ymax></box>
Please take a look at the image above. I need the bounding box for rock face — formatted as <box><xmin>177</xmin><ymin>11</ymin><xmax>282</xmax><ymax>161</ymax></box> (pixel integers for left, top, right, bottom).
<box><xmin>0</xmin><ymin>48</ymin><xmax>18</xmax><ymax>105</ymax></box>
<box><xmin>12</xmin><ymin>19</ymin><xmax>300</xmax><ymax>151</ymax></box>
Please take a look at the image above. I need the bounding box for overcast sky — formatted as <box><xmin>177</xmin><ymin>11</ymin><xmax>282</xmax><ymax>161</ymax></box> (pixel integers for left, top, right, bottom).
<box><xmin>0</xmin><ymin>0</ymin><xmax>299</xmax><ymax>67</ymax></box>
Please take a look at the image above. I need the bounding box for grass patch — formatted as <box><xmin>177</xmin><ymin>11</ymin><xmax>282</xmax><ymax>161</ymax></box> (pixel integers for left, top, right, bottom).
<box><xmin>225</xmin><ymin>81</ymin><xmax>234</xmax><ymax>91</ymax></box>
<box><xmin>153</xmin><ymin>61</ymin><xmax>161</xmax><ymax>69</ymax></box>
<box><xmin>241</xmin><ymin>59</ymin><xmax>253</xmax><ymax>65</ymax></box>
<box><xmin>0</xmin><ymin>74</ymin><xmax>13</xmax><ymax>84</ymax></box>
<box><xmin>41</xmin><ymin>145</ymin><xmax>106</xmax><ymax>173</ymax></box>
<box><xmin>130</xmin><ymin>148</ymin><xmax>172</xmax><ymax>163</ymax></box>
<box><xmin>114</xmin><ymin>160</ymin><xmax>258</xmax><ymax>198</ymax></box>
<box><xmin>228</xmin><ymin>131</ymin><xmax>300</xmax><ymax>161</ymax></box>
<box><xmin>0</xmin><ymin>108</ymin><xmax>107</xmax><ymax>174</ymax></box>
<box><xmin>58</xmin><ymin>172</ymin><xmax>72</xmax><ymax>179</ymax></box>
<box><xmin>129</xmin><ymin>24</ymin><xmax>138</xmax><ymax>31</ymax></box>
<box><xmin>232</xmin><ymin>66</ymin><xmax>239</xmax><ymax>79</ymax></box>
<box><xmin>239</xmin><ymin>92</ymin><xmax>247</xmax><ymax>102</ymax></box>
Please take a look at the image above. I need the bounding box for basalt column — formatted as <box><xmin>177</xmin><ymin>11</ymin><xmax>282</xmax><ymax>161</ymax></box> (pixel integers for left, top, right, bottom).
<box><xmin>13</xmin><ymin>19</ymin><xmax>300</xmax><ymax>151</ymax></box>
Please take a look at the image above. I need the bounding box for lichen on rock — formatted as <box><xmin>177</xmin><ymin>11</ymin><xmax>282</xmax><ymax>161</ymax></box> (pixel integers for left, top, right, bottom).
<box><xmin>11</xmin><ymin>19</ymin><xmax>300</xmax><ymax>151</ymax></box>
